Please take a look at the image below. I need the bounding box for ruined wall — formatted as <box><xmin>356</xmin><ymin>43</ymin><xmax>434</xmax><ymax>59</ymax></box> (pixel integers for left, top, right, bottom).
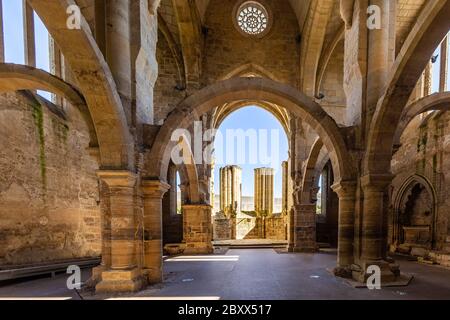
<box><xmin>390</xmin><ymin>111</ymin><xmax>450</xmax><ymax>252</ymax></box>
<box><xmin>202</xmin><ymin>0</ymin><xmax>300</xmax><ymax>86</ymax></box>
<box><xmin>214</xmin><ymin>214</ymin><xmax>286</xmax><ymax>240</ymax></box>
<box><xmin>0</xmin><ymin>93</ymin><xmax>101</xmax><ymax>266</ymax></box>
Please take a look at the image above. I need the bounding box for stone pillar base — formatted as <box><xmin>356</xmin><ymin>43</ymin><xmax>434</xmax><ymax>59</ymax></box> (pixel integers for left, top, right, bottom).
<box><xmin>95</xmin><ymin>268</ymin><xmax>144</xmax><ymax>293</ymax></box>
<box><xmin>142</xmin><ymin>266</ymin><xmax>162</xmax><ymax>284</ymax></box>
<box><xmin>290</xmin><ymin>246</ymin><xmax>318</xmax><ymax>253</ymax></box>
<box><xmin>91</xmin><ymin>265</ymin><xmax>106</xmax><ymax>282</ymax></box>
<box><xmin>351</xmin><ymin>260</ymin><xmax>401</xmax><ymax>283</ymax></box>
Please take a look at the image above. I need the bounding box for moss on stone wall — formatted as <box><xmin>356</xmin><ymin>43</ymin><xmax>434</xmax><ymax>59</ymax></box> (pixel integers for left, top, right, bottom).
<box><xmin>31</xmin><ymin>103</ymin><xmax>47</xmax><ymax>190</ymax></box>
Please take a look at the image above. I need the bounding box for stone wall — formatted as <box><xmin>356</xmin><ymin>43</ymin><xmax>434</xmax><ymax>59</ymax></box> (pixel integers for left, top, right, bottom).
<box><xmin>214</xmin><ymin>213</ymin><xmax>286</xmax><ymax>241</ymax></box>
<box><xmin>202</xmin><ymin>0</ymin><xmax>300</xmax><ymax>86</ymax></box>
<box><xmin>390</xmin><ymin>111</ymin><xmax>450</xmax><ymax>252</ymax></box>
<box><xmin>154</xmin><ymin>31</ymin><xmax>186</xmax><ymax>124</ymax></box>
<box><xmin>0</xmin><ymin>93</ymin><xmax>101</xmax><ymax>266</ymax></box>
<box><xmin>265</xmin><ymin>216</ymin><xmax>287</xmax><ymax>240</ymax></box>
<box><xmin>213</xmin><ymin>213</ymin><xmax>235</xmax><ymax>240</ymax></box>
<box><xmin>320</xmin><ymin>39</ymin><xmax>347</xmax><ymax>125</ymax></box>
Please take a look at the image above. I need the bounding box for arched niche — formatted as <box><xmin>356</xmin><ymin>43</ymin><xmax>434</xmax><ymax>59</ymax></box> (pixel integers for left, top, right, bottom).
<box><xmin>393</xmin><ymin>175</ymin><xmax>437</xmax><ymax>250</ymax></box>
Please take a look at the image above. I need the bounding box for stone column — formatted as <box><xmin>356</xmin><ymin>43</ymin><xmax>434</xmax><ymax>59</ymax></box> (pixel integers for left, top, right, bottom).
<box><xmin>440</xmin><ymin>36</ymin><xmax>448</xmax><ymax>93</ymax></box>
<box><xmin>23</xmin><ymin>0</ymin><xmax>36</xmax><ymax>67</ymax></box>
<box><xmin>0</xmin><ymin>1</ymin><xmax>4</xmax><ymax>63</ymax></box>
<box><xmin>105</xmin><ymin>0</ymin><xmax>132</xmax><ymax>122</ymax></box>
<box><xmin>357</xmin><ymin>174</ymin><xmax>399</xmax><ymax>282</ymax></box>
<box><xmin>423</xmin><ymin>61</ymin><xmax>432</xmax><ymax>96</ymax></box>
<box><xmin>292</xmin><ymin>204</ymin><xmax>317</xmax><ymax>252</ymax></box>
<box><xmin>183</xmin><ymin>204</ymin><xmax>213</xmax><ymax>254</ymax></box>
<box><xmin>141</xmin><ymin>180</ymin><xmax>170</xmax><ymax>284</ymax></box>
<box><xmin>332</xmin><ymin>181</ymin><xmax>356</xmax><ymax>276</ymax></box>
<box><xmin>287</xmin><ymin>207</ymin><xmax>295</xmax><ymax>251</ymax></box>
<box><xmin>95</xmin><ymin>171</ymin><xmax>142</xmax><ymax>293</ymax></box>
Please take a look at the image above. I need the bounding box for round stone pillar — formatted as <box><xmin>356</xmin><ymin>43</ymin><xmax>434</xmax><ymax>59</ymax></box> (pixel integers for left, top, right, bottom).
<box><xmin>361</xmin><ymin>174</ymin><xmax>392</xmax><ymax>261</ymax></box>
<box><xmin>357</xmin><ymin>174</ymin><xmax>400</xmax><ymax>283</ymax></box>
<box><xmin>95</xmin><ymin>171</ymin><xmax>142</xmax><ymax>293</ymax></box>
<box><xmin>142</xmin><ymin>180</ymin><xmax>170</xmax><ymax>284</ymax></box>
<box><xmin>332</xmin><ymin>181</ymin><xmax>356</xmax><ymax>275</ymax></box>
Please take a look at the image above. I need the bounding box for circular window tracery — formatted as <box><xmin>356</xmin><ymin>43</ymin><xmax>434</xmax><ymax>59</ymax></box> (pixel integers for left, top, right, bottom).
<box><xmin>236</xmin><ymin>1</ymin><xmax>270</xmax><ymax>37</ymax></box>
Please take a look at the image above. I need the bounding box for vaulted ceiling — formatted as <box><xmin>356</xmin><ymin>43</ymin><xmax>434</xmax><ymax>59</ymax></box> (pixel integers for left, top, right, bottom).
<box><xmin>195</xmin><ymin>0</ymin><xmax>311</xmax><ymax>31</ymax></box>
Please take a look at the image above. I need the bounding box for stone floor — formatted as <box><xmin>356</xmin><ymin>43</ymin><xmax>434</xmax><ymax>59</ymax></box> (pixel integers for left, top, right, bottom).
<box><xmin>1</xmin><ymin>249</ymin><xmax>450</xmax><ymax>300</ymax></box>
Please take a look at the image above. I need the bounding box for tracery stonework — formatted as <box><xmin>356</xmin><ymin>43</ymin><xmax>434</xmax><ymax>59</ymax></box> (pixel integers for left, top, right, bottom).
<box><xmin>236</xmin><ymin>1</ymin><xmax>270</xmax><ymax>36</ymax></box>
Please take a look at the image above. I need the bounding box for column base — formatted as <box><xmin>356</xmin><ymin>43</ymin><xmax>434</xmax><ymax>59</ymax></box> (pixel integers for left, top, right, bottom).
<box><xmin>333</xmin><ymin>266</ymin><xmax>353</xmax><ymax>279</ymax></box>
<box><xmin>95</xmin><ymin>268</ymin><xmax>145</xmax><ymax>293</ymax></box>
<box><xmin>184</xmin><ymin>242</ymin><xmax>214</xmax><ymax>255</ymax></box>
<box><xmin>351</xmin><ymin>260</ymin><xmax>401</xmax><ymax>283</ymax></box>
<box><xmin>83</xmin><ymin>265</ymin><xmax>106</xmax><ymax>288</ymax></box>
<box><xmin>288</xmin><ymin>246</ymin><xmax>318</xmax><ymax>253</ymax></box>
<box><xmin>142</xmin><ymin>267</ymin><xmax>163</xmax><ymax>284</ymax></box>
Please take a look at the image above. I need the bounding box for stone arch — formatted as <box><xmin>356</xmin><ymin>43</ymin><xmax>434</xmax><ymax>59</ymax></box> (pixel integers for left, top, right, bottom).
<box><xmin>157</xmin><ymin>12</ymin><xmax>186</xmax><ymax>89</ymax></box>
<box><xmin>394</xmin><ymin>92</ymin><xmax>450</xmax><ymax>147</ymax></box>
<box><xmin>0</xmin><ymin>63</ymin><xmax>98</xmax><ymax>147</ymax></box>
<box><xmin>364</xmin><ymin>1</ymin><xmax>450</xmax><ymax>176</ymax></box>
<box><xmin>301</xmin><ymin>137</ymin><xmax>324</xmax><ymax>204</ymax></box>
<box><xmin>172</xmin><ymin>134</ymin><xmax>201</xmax><ymax>204</ymax></box>
<box><xmin>315</xmin><ymin>25</ymin><xmax>345</xmax><ymax>95</ymax></box>
<box><xmin>299</xmin><ymin>0</ymin><xmax>334</xmax><ymax>97</ymax></box>
<box><xmin>212</xmin><ymin>100</ymin><xmax>291</xmax><ymax>135</ymax></box>
<box><xmin>147</xmin><ymin>77</ymin><xmax>354</xmax><ymax>187</ymax></box>
<box><xmin>393</xmin><ymin>175</ymin><xmax>437</xmax><ymax>249</ymax></box>
<box><xmin>314</xmin><ymin>150</ymin><xmax>330</xmax><ymax>189</ymax></box>
<box><xmin>219</xmin><ymin>63</ymin><xmax>281</xmax><ymax>81</ymax></box>
<box><xmin>29</xmin><ymin>0</ymin><xmax>133</xmax><ymax>169</ymax></box>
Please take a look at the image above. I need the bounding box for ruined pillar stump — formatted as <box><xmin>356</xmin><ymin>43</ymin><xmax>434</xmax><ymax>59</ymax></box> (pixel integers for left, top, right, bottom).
<box><xmin>292</xmin><ymin>204</ymin><xmax>317</xmax><ymax>252</ymax></box>
<box><xmin>142</xmin><ymin>180</ymin><xmax>170</xmax><ymax>284</ymax></box>
<box><xmin>183</xmin><ymin>204</ymin><xmax>213</xmax><ymax>254</ymax></box>
<box><xmin>95</xmin><ymin>171</ymin><xmax>143</xmax><ymax>293</ymax></box>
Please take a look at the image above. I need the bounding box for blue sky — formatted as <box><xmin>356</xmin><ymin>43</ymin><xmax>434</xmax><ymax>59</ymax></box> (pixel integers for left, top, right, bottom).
<box><xmin>213</xmin><ymin>106</ymin><xmax>289</xmax><ymax>198</ymax></box>
<box><xmin>4</xmin><ymin>1</ymin><xmax>50</xmax><ymax>98</ymax></box>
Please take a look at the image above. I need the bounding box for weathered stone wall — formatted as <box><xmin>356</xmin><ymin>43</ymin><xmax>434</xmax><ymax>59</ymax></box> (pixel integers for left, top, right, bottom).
<box><xmin>214</xmin><ymin>214</ymin><xmax>286</xmax><ymax>240</ymax></box>
<box><xmin>0</xmin><ymin>93</ymin><xmax>101</xmax><ymax>266</ymax></box>
<box><xmin>264</xmin><ymin>216</ymin><xmax>287</xmax><ymax>240</ymax></box>
<box><xmin>154</xmin><ymin>31</ymin><xmax>186</xmax><ymax>124</ymax></box>
<box><xmin>390</xmin><ymin>111</ymin><xmax>450</xmax><ymax>251</ymax></box>
<box><xmin>213</xmin><ymin>214</ymin><xmax>234</xmax><ymax>240</ymax></box>
<box><xmin>202</xmin><ymin>0</ymin><xmax>300</xmax><ymax>86</ymax></box>
<box><xmin>320</xmin><ymin>40</ymin><xmax>347</xmax><ymax>125</ymax></box>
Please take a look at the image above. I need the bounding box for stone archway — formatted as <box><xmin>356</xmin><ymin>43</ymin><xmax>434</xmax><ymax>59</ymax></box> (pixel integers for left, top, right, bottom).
<box><xmin>394</xmin><ymin>92</ymin><xmax>450</xmax><ymax>148</ymax></box>
<box><xmin>0</xmin><ymin>63</ymin><xmax>98</xmax><ymax>147</ymax></box>
<box><xmin>393</xmin><ymin>175</ymin><xmax>437</xmax><ymax>252</ymax></box>
<box><xmin>28</xmin><ymin>0</ymin><xmax>134</xmax><ymax>169</ymax></box>
<box><xmin>146</xmin><ymin>76</ymin><xmax>355</xmax><ymax>268</ymax></box>
<box><xmin>364</xmin><ymin>1</ymin><xmax>450</xmax><ymax>176</ymax></box>
<box><xmin>147</xmin><ymin>77</ymin><xmax>354</xmax><ymax>185</ymax></box>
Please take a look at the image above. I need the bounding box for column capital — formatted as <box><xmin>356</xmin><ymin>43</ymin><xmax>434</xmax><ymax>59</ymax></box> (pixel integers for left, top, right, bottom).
<box><xmin>141</xmin><ymin>180</ymin><xmax>171</xmax><ymax>198</ymax></box>
<box><xmin>97</xmin><ymin>170</ymin><xmax>137</xmax><ymax>188</ymax></box>
<box><xmin>331</xmin><ymin>180</ymin><xmax>357</xmax><ymax>198</ymax></box>
<box><xmin>360</xmin><ymin>174</ymin><xmax>393</xmax><ymax>191</ymax></box>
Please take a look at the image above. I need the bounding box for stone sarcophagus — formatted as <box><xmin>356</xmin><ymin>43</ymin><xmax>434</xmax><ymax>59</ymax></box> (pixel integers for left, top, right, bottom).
<box><xmin>402</xmin><ymin>226</ymin><xmax>431</xmax><ymax>247</ymax></box>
